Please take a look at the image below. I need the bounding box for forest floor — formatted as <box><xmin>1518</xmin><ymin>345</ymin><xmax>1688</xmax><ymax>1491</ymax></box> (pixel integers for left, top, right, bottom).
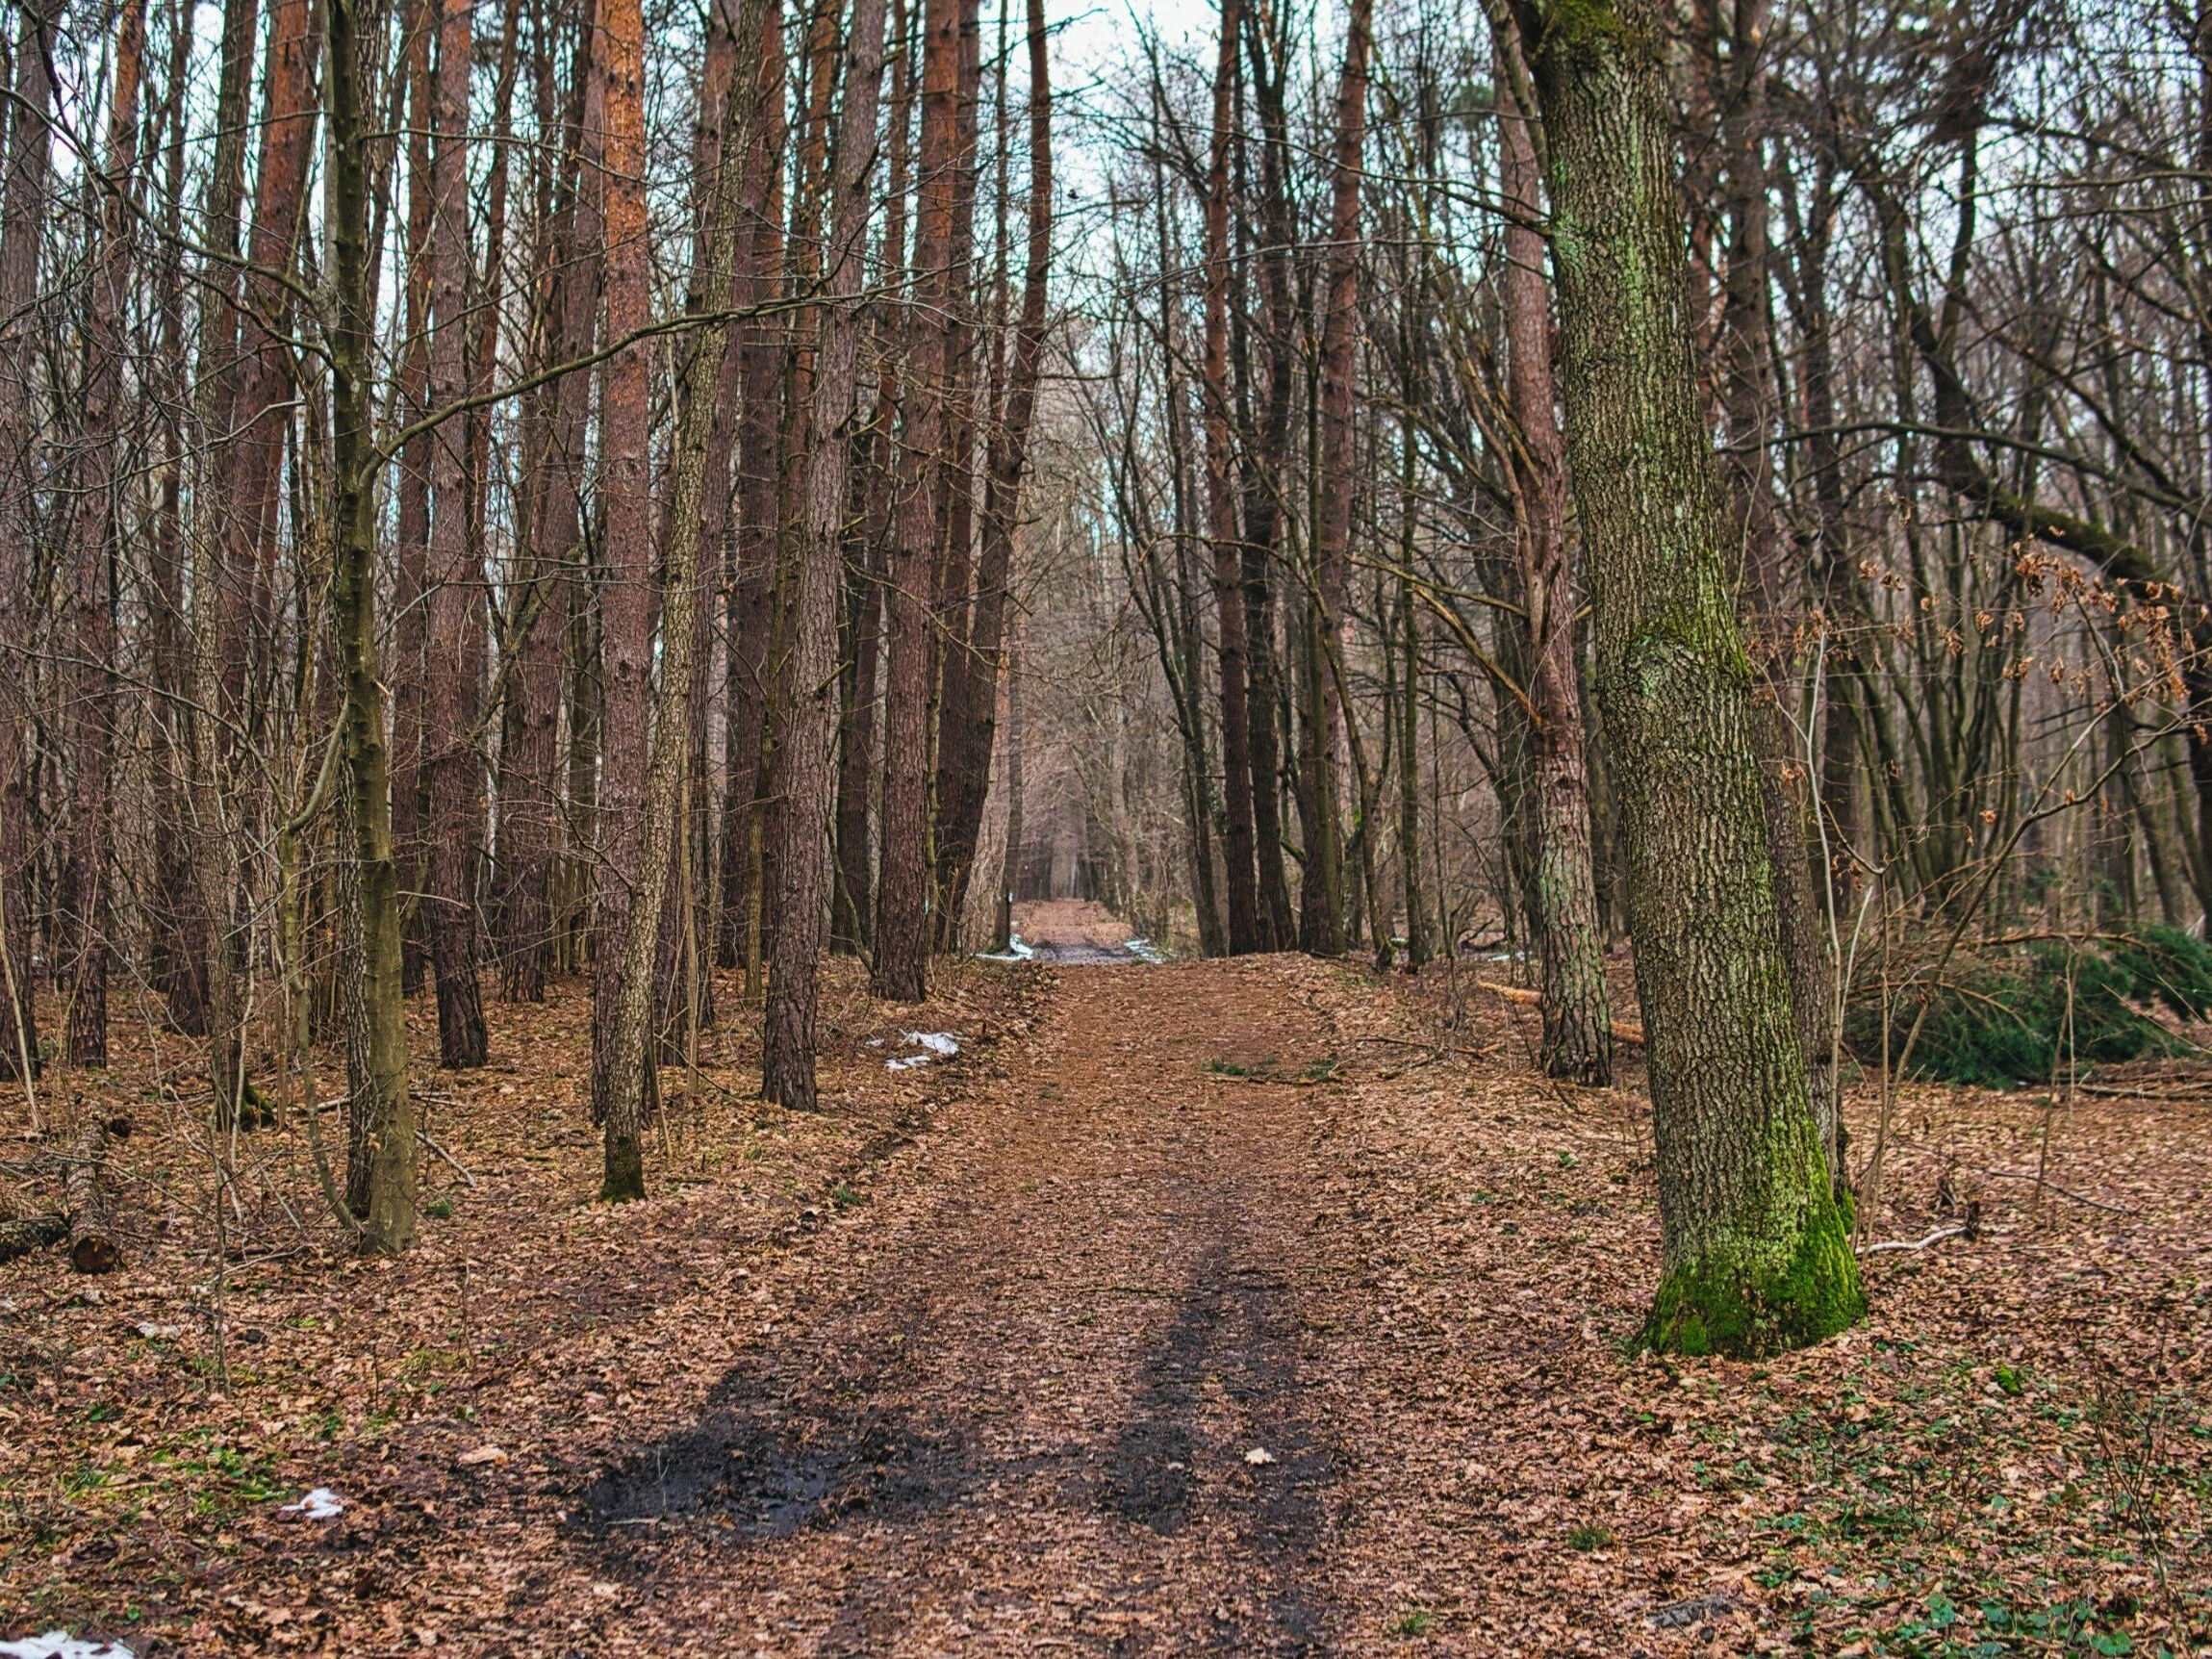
<box><xmin>1</xmin><ymin>908</ymin><xmax>2207</xmax><ymax>1656</ymax></box>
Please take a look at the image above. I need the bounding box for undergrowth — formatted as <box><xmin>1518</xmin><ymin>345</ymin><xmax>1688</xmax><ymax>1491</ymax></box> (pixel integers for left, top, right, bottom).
<box><xmin>1847</xmin><ymin>926</ymin><xmax>2212</xmax><ymax>1086</ymax></box>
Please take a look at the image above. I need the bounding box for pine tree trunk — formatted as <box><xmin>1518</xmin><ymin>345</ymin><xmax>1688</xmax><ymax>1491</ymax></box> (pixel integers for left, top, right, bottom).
<box><xmin>930</xmin><ymin>0</ymin><xmax>1051</xmax><ymax>951</ymax></box>
<box><xmin>424</xmin><ymin>0</ymin><xmax>488</xmax><ymax>1068</ymax></box>
<box><xmin>1301</xmin><ymin>0</ymin><xmax>1371</xmax><ymax>958</ymax></box>
<box><xmin>763</xmin><ymin>0</ymin><xmax>891</xmax><ymax>1109</ymax></box>
<box><xmin>64</xmin><ymin>0</ymin><xmax>146</xmax><ymax>1068</ymax></box>
<box><xmin>716</xmin><ymin>4</ymin><xmax>786</xmax><ymax>974</ymax></box>
<box><xmin>1241</xmin><ymin>3</ymin><xmax>1295</xmax><ymax>951</ymax></box>
<box><xmin>1518</xmin><ymin>0</ymin><xmax>1860</xmax><ymax>1355</ymax></box>
<box><xmin>1205</xmin><ymin>0</ymin><xmax>1259</xmax><ymax>956</ymax></box>
<box><xmin>592</xmin><ymin>0</ymin><xmax>657</xmax><ymax>1124</ymax></box>
<box><xmin>599</xmin><ymin>0</ymin><xmax>767</xmax><ymax>1188</ymax></box>
<box><xmin>873</xmin><ymin>0</ymin><xmax>966</xmax><ymax>1003</ymax></box>
<box><xmin>0</xmin><ymin>1</ymin><xmax>56</xmax><ymax>1085</ymax></box>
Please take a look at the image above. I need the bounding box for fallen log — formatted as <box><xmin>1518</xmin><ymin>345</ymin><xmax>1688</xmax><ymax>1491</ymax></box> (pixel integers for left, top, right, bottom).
<box><xmin>64</xmin><ymin>1116</ymin><xmax>129</xmax><ymax>1274</ymax></box>
<box><xmin>1474</xmin><ymin>980</ymin><xmax>1646</xmax><ymax>1047</ymax></box>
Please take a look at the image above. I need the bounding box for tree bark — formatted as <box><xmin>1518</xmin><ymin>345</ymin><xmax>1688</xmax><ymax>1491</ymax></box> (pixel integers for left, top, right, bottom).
<box><xmin>591</xmin><ymin>0</ymin><xmax>657</xmax><ymax>1123</ymax></box>
<box><xmin>1301</xmin><ymin>0</ymin><xmax>1371</xmax><ymax>957</ymax></box>
<box><xmin>328</xmin><ymin>0</ymin><xmax>419</xmax><ymax>1252</ymax></box>
<box><xmin>930</xmin><ymin>0</ymin><xmax>1051</xmax><ymax>951</ymax></box>
<box><xmin>598</xmin><ymin>0</ymin><xmax>768</xmax><ymax>1190</ymax></box>
<box><xmin>64</xmin><ymin>0</ymin><xmax>148</xmax><ymax>1068</ymax></box>
<box><xmin>424</xmin><ymin>0</ymin><xmax>489</xmax><ymax>1068</ymax></box>
<box><xmin>873</xmin><ymin>0</ymin><xmax>967</xmax><ymax>1002</ymax></box>
<box><xmin>1204</xmin><ymin>0</ymin><xmax>1259</xmax><ymax>955</ymax></box>
<box><xmin>1515</xmin><ymin>0</ymin><xmax>1860</xmax><ymax>1355</ymax></box>
<box><xmin>763</xmin><ymin>0</ymin><xmax>892</xmax><ymax>1109</ymax></box>
<box><xmin>1241</xmin><ymin>0</ymin><xmax>1295</xmax><ymax>950</ymax></box>
<box><xmin>499</xmin><ymin>0</ymin><xmax>604</xmax><ymax>1002</ymax></box>
<box><xmin>1494</xmin><ymin>22</ymin><xmax>1612</xmax><ymax>1084</ymax></box>
<box><xmin>0</xmin><ymin>0</ymin><xmax>57</xmax><ymax>1085</ymax></box>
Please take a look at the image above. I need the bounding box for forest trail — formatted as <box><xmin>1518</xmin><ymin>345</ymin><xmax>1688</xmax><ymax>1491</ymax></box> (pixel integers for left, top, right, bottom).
<box><xmin>546</xmin><ymin>955</ymin><xmax>1360</xmax><ymax>1651</ymax></box>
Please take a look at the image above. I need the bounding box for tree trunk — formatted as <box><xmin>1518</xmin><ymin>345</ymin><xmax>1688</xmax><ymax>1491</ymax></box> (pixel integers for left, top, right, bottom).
<box><xmin>1241</xmin><ymin>0</ymin><xmax>1295</xmax><ymax>950</ymax></box>
<box><xmin>873</xmin><ymin>0</ymin><xmax>966</xmax><ymax>1003</ymax></box>
<box><xmin>328</xmin><ymin>0</ymin><xmax>419</xmax><ymax>1253</ymax></box>
<box><xmin>930</xmin><ymin>0</ymin><xmax>1051</xmax><ymax>950</ymax></box>
<box><xmin>64</xmin><ymin>0</ymin><xmax>147</xmax><ymax>1068</ymax></box>
<box><xmin>64</xmin><ymin>1115</ymin><xmax>125</xmax><ymax>1274</ymax></box>
<box><xmin>591</xmin><ymin>0</ymin><xmax>657</xmax><ymax>1123</ymax></box>
<box><xmin>717</xmin><ymin>3</ymin><xmax>786</xmax><ymax>975</ymax></box>
<box><xmin>0</xmin><ymin>0</ymin><xmax>56</xmax><ymax>1085</ymax></box>
<box><xmin>1494</xmin><ymin>22</ymin><xmax>1612</xmax><ymax>1084</ymax></box>
<box><xmin>1205</xmin><ymin>0</ymin><xmax>1259</xmax><ymax>955</ymax></box>
<box><xmin>424</xmin><ymin>0</ymin><xmax>489</xmax><ymax>1068</ymax></box>
<box><xmin>1517</xmin><ymin>0</ymin><xmax>1860</xmax><ymax>1356</ymax></box>
<box><xmin>598</xmin><ymin>0</ymin><xmax>768</xmax><ymax>1189</ymax></box>
<box><xmin>763</xmin><ymin>0</ymin><xmax>892</xmax><ymax>1109</ymax></box>
<box><xmin>1704</xmin><ymin>0</ymin><xmax>1838</xmax><ymax>1181</ymax></box>
<box><xmin>499</xmin><ymin>0</ymin><xmax>603</xmax><ymax>1002</ymax></box>
<box><xmin>1301</xmin><ymin>0</ymin><xmax>1371</xmax><ymax>957</ymax></box>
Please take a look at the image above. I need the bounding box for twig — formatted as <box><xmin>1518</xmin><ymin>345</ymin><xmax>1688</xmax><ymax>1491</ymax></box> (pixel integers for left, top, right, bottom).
<box><xmin>1976</xmin><ymin>1167</ymin><xmax>2137</xmax><ymax>1214</ymax></box>
<box><xmin>418</xmin><ymin>1128</ymin><xmax>479</xmax><ymax>1189</ymax></box>
<box><xmin>1355</xmin><ymin>1034</ymin><xmax>1501</xmax><ymax>1060</ymax></box>
<box><xmin>1861</xmin><ymin>1225</ymin><xmax>1967</xmax><ymax>1255</ymax></box>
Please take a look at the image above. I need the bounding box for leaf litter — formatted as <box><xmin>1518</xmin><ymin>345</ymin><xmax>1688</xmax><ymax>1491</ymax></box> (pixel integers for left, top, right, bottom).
<box><xmin>0</xmin><ymin>944</ymin><xmax>2201</xmax><ymax>1654</ymax></box>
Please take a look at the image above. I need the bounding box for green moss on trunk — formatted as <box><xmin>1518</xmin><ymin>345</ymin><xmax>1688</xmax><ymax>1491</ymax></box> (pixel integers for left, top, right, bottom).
<box><xmin>1645</xmin><ymin>1190</ymin><xmax>1862</xmax><ymax>1358</ymax></box>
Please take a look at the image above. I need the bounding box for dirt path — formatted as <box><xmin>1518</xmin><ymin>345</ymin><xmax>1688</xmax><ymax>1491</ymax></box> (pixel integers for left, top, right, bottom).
<box><xmin>560</xmin><ymin>957</ymin><xmax>1351</xmax><ymax>1652</ymax></box>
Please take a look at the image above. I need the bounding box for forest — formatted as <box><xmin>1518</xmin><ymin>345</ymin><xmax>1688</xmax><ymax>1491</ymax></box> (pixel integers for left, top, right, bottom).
<box><xmin>0</xmin><ymin>0</ymin><xmax>2206</xmax><ymax>1646</ymax></box>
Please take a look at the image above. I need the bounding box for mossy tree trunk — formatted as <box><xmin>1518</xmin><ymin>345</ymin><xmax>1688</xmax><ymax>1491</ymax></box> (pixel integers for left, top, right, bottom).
<box><xmin>1513</xmin><ymin>0</ymin><xmax>1862</xmax><ymax>1356</ymax></box>
<box><xmin>1492</xmin><ymin>19</ymin><xmax>1612</xmax><ymax>1084</ymax></box>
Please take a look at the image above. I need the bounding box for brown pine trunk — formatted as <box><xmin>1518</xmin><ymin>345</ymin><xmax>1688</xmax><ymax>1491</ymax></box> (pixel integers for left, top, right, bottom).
<box><xmin>1303</xmin><ymin>0</ymin><xmax>1370</xmax><ymax>957</ymax></box>
<box><xmin>832</xmin><ymin>530</ymin><xmax>884</xmax><ymax>953</ymax></box>
<box><xmin>717</xmin><ymin>5</ymin><xmax>787</xmax><ymax>973</ymax></box>
<box><xmin>63</xmin><ymin>0</ymin><xmax>148</xmax><ymax>1069</ymax></box>
<box><xmin>930</xmin><ymin>0</ymin><xmax>1051</xmax><ymax>949</ymax></box>
<box><xmin>0</xmin><ymin>3</ymin><xmax>54</xmax><ymax>1085</ymax></box>
<box><xmin>873</xmin><ymin>0</ymin><xmax>967</xmax><ymax>1002</ymax></box>
<box><xmin>599</xmin><ymin>0</ymin><xmax>768</xmax><ymax>1190</ymax></box>
<box><xmin>499</xmin><ymin>0</ymin><xmax>602</xmax><ymax>1002</ymax></box>
<box><xmin>1241</xmin><ymin>2</ymin><xmax>1295</xmax><ymax>951</ymax></box>
<box><xmin>591</xmin><ymin>0</ymin><xmax>657</xmax><ymax>1122</ymax></box>
<box><xmin>1494</xmin><ymin>23</ymin><xmax>1612</xmax><ymax>1085</ymax></box>
<box><xmin>991</xmin><ymin>611</ymin><xmax>1024</xmax><ymax>952</ymax></box>
<box><xmin>763</xmin><ymin>0</ymin><xmax>892</xmax><ymax>1109</ymax></box>
<box><xmin>423</xmin><ymin>0</ymin><xmax>488</xmax><ymax>1067</ymax></box>
<box><xmin>1204</xmin><ymin>0</ymin><xmax>1259</xmax><ymax>955</ymax></box>
<box><xmin>392</xmin><ymin>10</ymin><xmax>436</xmax><ymax>998</ymax></box>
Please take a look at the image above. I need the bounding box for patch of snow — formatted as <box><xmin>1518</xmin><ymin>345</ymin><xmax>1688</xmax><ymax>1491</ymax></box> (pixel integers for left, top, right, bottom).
<box><xmin>1124</xmin><ymin>937</ymin><xmax>1169</xmax><ymax>964</ymax></box>
<box><xmin>1244</xmin><ymin>1446</ymin><xmax>1277</xmax><ymax>1466</ymax></box>
<box><xmin>885</xmin><ymin>1031</ymin><xmax>960</xmax><ymax>1072</ymax></box>
<box><xmin>278</xmin><ymin>1487</ymin><xmax>344</xmax><ymax>1519</ymax></box>
<box><xmin>0</xmin><ymin>1634</ymin><xmax>135</xmax><ymax>1659</ymax></box>
<box><xmin>976</xmin><ymin>928</ymin><xmax>1037</xmax><ymax>963</ymax></box>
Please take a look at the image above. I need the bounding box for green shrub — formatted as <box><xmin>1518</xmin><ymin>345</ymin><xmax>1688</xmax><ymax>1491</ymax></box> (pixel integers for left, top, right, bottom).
<box><xmin>1846</xmin><ymin>925</ymin><xmax>2212</xmax><ymax>1087</ymax></box>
